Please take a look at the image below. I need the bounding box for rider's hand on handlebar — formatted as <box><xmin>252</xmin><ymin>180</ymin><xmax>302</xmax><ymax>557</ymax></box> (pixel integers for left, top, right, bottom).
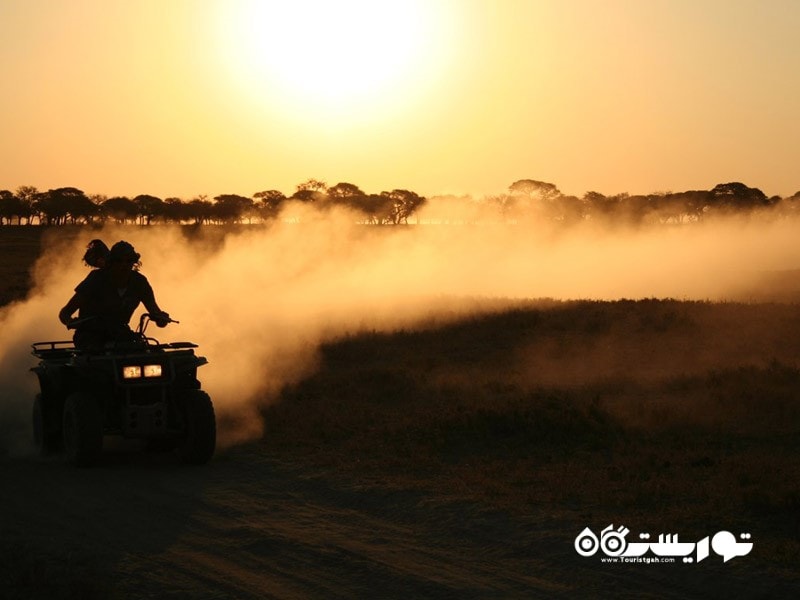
<box><xmin>153</xmin><ymin>311</ymin><xmax>171</xmax><ymax>328</ymax></box>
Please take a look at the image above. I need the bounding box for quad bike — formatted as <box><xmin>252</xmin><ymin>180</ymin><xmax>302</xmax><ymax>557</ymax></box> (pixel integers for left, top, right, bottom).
<box><xmin>31</xmin><ymin>313</ymin><xmax>215</xmax><ymax>466</ymax></box>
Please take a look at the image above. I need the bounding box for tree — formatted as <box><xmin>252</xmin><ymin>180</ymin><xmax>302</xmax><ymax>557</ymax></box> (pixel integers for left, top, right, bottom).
<box><xmin>291</xmin><ymin>179</ymin><xmax>328</xmax><ymax>203</ymax></box>
<box><xmin>509</xmin><ymin>179</ymin><xmax>561</xmax><ymax>201</ymax></box>
<box><xmin>327</xmin><ymin>182</ymin><xmax>364</xmax><ymax>200</ymax></box>
<box><xmin>551</xmin><ymin>194</ymin><xmax>585</xmax><ymax>224</ymax></box>
<box><xmin>0</xmin><ymin>190</ymin><xmax>21</xmax><ymax>225</ymax></box>
<box><xmin>37</xmin><ymin>187</ymin><xmax>95</xmax><ymax>225</ymax></box>
<box><xmin>187</xmin><ymin>196</ymin><xmax>213</xmax><ymax>224</ymax></box>
<box><xmin>15</xmin><ymin>185</ymin><xmax>38</xmax><ymax>224</ymax></box>
<box><xmin>296</xmin><ymin>179</ymin><xmax>327</xmax><ymax>193</ymax></box>
<box><xmin>89</xmin><ymin>194</ymin><xmax>108</xmax><ymax>222</ymax></box>
<box><xmin>163</xmin><ymin>197</ymin><xmax>189</xmax><ymax>223</ymax></box>
<box><xmin>382</xmin><ymin>189</ymin><xmax>425</xmax><ymax>224</ymax></box>
<box><xmin>350</xmin><ymin>194</ymin><xmax>394</xmax><ymax>224</ymax></box>
<box><xmin>583</xmin><ymin>191</ymin><xmax>617</xmax><ymax>221</ymax></box>
<box><xmin>213</xmin><ymin>194</ymin><xmax>254</xmax><ymax>223</ymax></box>
<box><xmin>708</xmin><ymin>182</ymin><xmax>770</xmax><ymax>212</ymax></box>
<box><xmin>326</xmin><ymin>182</ymin><xmax>370</xmax><ymax>214</ymax></box>
<box><xmin>102</xmin><ymin>196</ymin><xmax>138</xmax><ymax>224</ymax></box>
<box><xmin>508</xmin><ymin>179</ymin><xmax>562</xmax><ymax>220</ymax></box>
<box><xmin>253</xmin><ymin>190</ymin><xmax>286</xmax><ymax>220</ymax></box>
<box><xmin>133</xmin><ymin>195</ymin><xmax>165</xmax><ymax>225</ymax></box>
<box><xmin>648</xmin><ymin>190</ymin><xmax>710</xmax><ymax>223</ymax></box>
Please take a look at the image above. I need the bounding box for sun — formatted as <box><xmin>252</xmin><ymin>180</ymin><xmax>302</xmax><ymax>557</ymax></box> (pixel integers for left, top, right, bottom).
<box><xmin>217</xmin><ymin>0</ymin><xmax>447</xmax><ymax>123</ymax></box>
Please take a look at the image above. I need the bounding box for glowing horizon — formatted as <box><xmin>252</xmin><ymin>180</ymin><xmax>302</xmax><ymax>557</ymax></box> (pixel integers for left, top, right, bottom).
<box><xmin>1</xmin><ymin>0</ymin><xmax>799</xmax><ymax>200</ymax></box>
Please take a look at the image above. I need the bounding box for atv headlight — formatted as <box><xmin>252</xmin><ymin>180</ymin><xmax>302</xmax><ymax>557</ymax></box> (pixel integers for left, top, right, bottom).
<box><xmin>123</xmin><ymin>365</ymin><xmax>142</xmax><ymax>379</ymax></box>
<box><xmin>143</xmin><ymin>364</ymin><xmax>162</xmax><ymax>378</ymax></box>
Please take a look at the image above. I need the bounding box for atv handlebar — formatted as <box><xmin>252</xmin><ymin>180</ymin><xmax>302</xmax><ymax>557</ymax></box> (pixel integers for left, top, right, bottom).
<box><xmin>67</xmin><ymin>313</ymin><xmax>178</xmax><ymax>333</ymax></box>
<box><xmin>138</xmin><ymin>312</ymin><xmax>178</xmax><ymax>335</ymax></box>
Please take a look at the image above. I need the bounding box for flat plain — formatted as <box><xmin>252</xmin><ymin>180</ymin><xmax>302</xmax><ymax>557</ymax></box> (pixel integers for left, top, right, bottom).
<box><xmin>1</xmin><ymin>226</ymin><xmax>798</xmax><ymax>599</ymax></box>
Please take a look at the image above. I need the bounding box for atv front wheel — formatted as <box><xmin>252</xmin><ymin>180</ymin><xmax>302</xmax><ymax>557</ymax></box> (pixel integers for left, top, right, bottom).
<box><xmin>63</xmin><ymin>392</ymin><xmax>103</xmax><ymax>467</ymax></box>
<box><xmin>176</xmin><ymin>390</ymin><xmax>216</xmax><ymax>465</ymax></box>
<box><xmin>33</xmin><ymin>393</ymin><xmax>62</xmax><ymax>456</ymax></box>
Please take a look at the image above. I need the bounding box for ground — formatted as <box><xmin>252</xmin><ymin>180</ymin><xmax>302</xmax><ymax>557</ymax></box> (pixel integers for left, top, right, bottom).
<box><xmin>1</xmin><ymin>226</ymin><xmax>799</xmax><ymax>598</ymax></box>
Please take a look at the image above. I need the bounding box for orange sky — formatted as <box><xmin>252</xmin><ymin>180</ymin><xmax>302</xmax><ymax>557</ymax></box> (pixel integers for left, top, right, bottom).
<box><xmin>1</xmin><ymin>0</ymin><xmax>799</xmax><ymax>200</ymax></box>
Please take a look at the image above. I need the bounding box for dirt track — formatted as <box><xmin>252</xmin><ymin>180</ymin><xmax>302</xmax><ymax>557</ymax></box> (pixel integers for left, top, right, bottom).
<box><xmin>1</xmin><ymin>445</ymin><xmax>795</xmax><ymax>600</ymax></box>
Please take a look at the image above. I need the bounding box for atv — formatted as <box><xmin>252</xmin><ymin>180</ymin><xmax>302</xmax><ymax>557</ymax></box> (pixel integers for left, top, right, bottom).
<box><xmin>31</xmin><ymin>313</ymin><xmax>215</xmax><ymax>466</ymax></box>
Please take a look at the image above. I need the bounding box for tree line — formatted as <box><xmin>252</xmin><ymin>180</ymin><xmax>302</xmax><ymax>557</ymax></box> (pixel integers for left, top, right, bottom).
<box><xmin>1</xmin><ymin>178</ymin><xmax>798</xmax><ymax>227</ymax></box>
<box><xmin>0</xmin><ymin>181</ymin><xmax>424</xmax><ymax>226</ymax></box>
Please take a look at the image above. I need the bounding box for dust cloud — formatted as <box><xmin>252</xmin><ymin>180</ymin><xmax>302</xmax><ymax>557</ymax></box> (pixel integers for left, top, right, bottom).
<box><xmin>2</xmin><ymin>202</ymin><xmax>800</xmax><ymax>451</ymax></box>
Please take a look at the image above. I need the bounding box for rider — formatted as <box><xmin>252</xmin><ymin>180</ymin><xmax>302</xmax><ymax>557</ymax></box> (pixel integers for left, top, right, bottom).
<box><xmin>58</xmin><ymin>241</ymin><xmax>170</xmax><ymax>351</ymax></box>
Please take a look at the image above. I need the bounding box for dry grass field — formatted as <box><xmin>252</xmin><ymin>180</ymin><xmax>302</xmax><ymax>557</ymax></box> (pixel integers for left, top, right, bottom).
<box><xmin>1</xmin><ymin>226</ymin><xmax>799</xmax><ymax>598</ymax></box>
<box><xmin>263</xmin><ymin>299</ymin><xmax>800</xmax><ymax>552</ymax></box>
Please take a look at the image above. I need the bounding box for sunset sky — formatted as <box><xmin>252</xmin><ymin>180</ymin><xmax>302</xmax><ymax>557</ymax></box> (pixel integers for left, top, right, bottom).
<box><xmin>1</xmin><ymin>0</ymin><xmax>798</xmax><ymax>200</ymax></box>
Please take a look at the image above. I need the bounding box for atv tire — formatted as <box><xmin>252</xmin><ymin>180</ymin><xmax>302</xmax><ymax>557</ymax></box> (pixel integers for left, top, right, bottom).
<box><xmin>63</xmin><ymin>392</ymin><xmax>103</xmax><ymax>467</ymax></box>
<box><xmin>176</xmin><ymin>390</ymin><xmax>216</xmax><ymax>465</ymax></box>
<box><xmin>33</xmin><ymin>393</ymin><xmax>62</xmax><ymax>456</ymax></box>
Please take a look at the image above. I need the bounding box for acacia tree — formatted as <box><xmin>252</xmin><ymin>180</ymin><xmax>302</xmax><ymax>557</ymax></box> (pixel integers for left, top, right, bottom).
<box><xmin>509</xmin><ymin>179</ymin><xmax>561</xmax><ymax>200</ymax></box>
<box><xmin>187</xmin><ymin>196</ymin><xmax>213</xmax><ymax>224</ymax></box>
<box><xmin>775</xmin><ymin>191</ymin><xmax>800</xmax><ymax>218</ymax></box>
<box><xmin>163</xmin><ymin>197</ymin><xmax>189</xmax><ymax>223</ymax></box>
<box><xmin>551</xmin><ymin>194</ymin><xmax>585</xmax><ymax>224</ymax></box>
<box><xmin>102</xmin><ymin>197</ymin><xmax>138</xmax><ymax>224</ymax></box>
<box><xmin>647</xmin><ymin>191</ymin><xmax>710</xmax><ymax>223</ymax></box>
<box><xmin>583</xmin><ymin>191</ymin><xmax>610</xmax><ymax>218</ymax></box>
<box><xmin>36</xmin><ymin>187</ymin><xmax>95</xmax><ymax>224</ymax></box>
<box><xmin>213</xmin><ymin>194</ymin><xmax>254</xmax><ymax>223</ymax></box>
<box><xmin>347</xmin><ymin>194</ymin><xmax>393</xmax><ymax>224</ymax></box>
<box><xmin>508</xmin><ymin>179</ymin><xmax>562</xmax><ymax>220</ymax></box>
<box><xmin>0</xmin><ymin>190</ymin><xmax>21</xmax><ymax>225</ymax></box>
<box><xmin>708</xmin><ymin>182</ymin><xmax>770</xmax><ymax>212</ymax></box>
<box><xmin>15</xmin><ymin>186</ymin><xmax>38</xmax><ymax>224</ymax></box>
<box><xmin>326</xmin><ymin>182</ymin><xmax>367</xmax><ymax>215</ymax></box>
<box><xmin>383</xmin><ymin>189</ymin><xmax>425</xmax><ymax>224</ymax></box>
<box><xmin>327</xmin><ymin>182</ymin><xmax>364</xmax><ymax>200</ymax></box>
<box><xmin>133</xmin><ymin>195</ymin><xmax>165</xmax><ymax>225</ymax></box>
<box><xmin>291</xmin><ymin>179</ymin><xmax>328</xmax><ymax>203</ymax></box>
<box><xmin>253</xmin><ymin>190</ymin><xmax>286</xmax><ymax>220</ymax></box>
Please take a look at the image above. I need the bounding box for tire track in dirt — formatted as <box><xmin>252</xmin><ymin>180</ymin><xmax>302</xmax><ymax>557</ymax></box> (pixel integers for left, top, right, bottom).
<box><xmin>1</xmin><ymin>447</ymin><xmax>796</xmax><ymax>599</ymax></box>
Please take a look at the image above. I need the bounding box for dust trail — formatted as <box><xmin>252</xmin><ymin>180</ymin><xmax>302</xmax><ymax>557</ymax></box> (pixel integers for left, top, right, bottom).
<box><xmin>2</xmin><ymin>203</ymin><xmax>800</xmax><ymax>451</ymax></box>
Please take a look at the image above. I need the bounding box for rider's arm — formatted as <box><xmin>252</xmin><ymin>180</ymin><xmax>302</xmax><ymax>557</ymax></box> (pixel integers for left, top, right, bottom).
<box><xmin>61</xmin><ymin>271</ymin><xmax>100</xmax><ymax>326</ymax></box>
<box><xmin>58</xmin><ymin>293</ymin><xmax>82</xmax><ymax>326</ymax></box>
<box><xmin>144</xmin><ymin>299</ymin><xmax>168</xmax><ymax>318</ymax></box>
<box><xmin>141</xmin><ymin>281</ymin><xmax>169</xmax><ymax>326</ymax></box>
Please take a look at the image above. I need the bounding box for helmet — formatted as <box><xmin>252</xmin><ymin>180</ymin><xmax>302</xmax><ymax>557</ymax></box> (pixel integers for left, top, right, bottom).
<box><xmin>108</xmin><ymin>241</ymin><xmax>141</xmax><ymax>264</ymax></box>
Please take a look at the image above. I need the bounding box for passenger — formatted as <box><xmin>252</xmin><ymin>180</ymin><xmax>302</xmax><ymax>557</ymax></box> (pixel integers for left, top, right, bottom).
<box><xmin>58</xmin><ymin>241</ymin><xmax>170</xmax><ymax>351</ymax></box>
<box><xmin>82</xmin><ymin>239</ymin><xmax>109</xmax><ymax>269</ymax></box>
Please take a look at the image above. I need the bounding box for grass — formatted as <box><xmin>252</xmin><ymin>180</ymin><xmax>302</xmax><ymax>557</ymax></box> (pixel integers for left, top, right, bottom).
<box><xmin>260</xmin><ymin>301</ymin><xmax>800</xmax><ymax>569</ymax></box>
<box><xmin>0</xmin><ymin>226</ymin><xmax>47</xmax><ymax>306</ymax></box>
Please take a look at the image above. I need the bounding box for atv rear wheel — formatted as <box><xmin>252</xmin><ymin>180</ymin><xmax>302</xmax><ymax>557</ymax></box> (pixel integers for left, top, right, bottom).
<box><xmin>33</xmin><ymin>393</ymin><xmax>62</xmax><ymax>456</ymax></box>
<box><xmin>176</xmin><ymin>390</ymin><xmax>216</xmax><ymax>465</ymax></box>
<box><xmin>63</xmin><ymin>392</ymin><xmax>103</xmax><ymax>467</ymax></box>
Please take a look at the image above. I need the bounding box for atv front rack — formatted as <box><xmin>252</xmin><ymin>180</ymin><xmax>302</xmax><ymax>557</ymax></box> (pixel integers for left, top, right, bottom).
<box><xmin>32</xmin><ymin>339</ymin><xmax>198</xmax><ymax>359</ymax></box>
<box><xmin>31</xmin><ymin>341</ymin><xmax>76</xmax><ymax>360</ymax></box>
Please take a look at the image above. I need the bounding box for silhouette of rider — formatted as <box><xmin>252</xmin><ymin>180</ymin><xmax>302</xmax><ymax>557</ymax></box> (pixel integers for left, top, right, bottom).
<box><xmin>59</xmin><ymin>241</ymin><xmax>170</xmax><ymax>351</ymax></box>
<box><xmin>82</xmin><ymin>239</ymin><xmax>109</xmax><ymax>269</ymax></box>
